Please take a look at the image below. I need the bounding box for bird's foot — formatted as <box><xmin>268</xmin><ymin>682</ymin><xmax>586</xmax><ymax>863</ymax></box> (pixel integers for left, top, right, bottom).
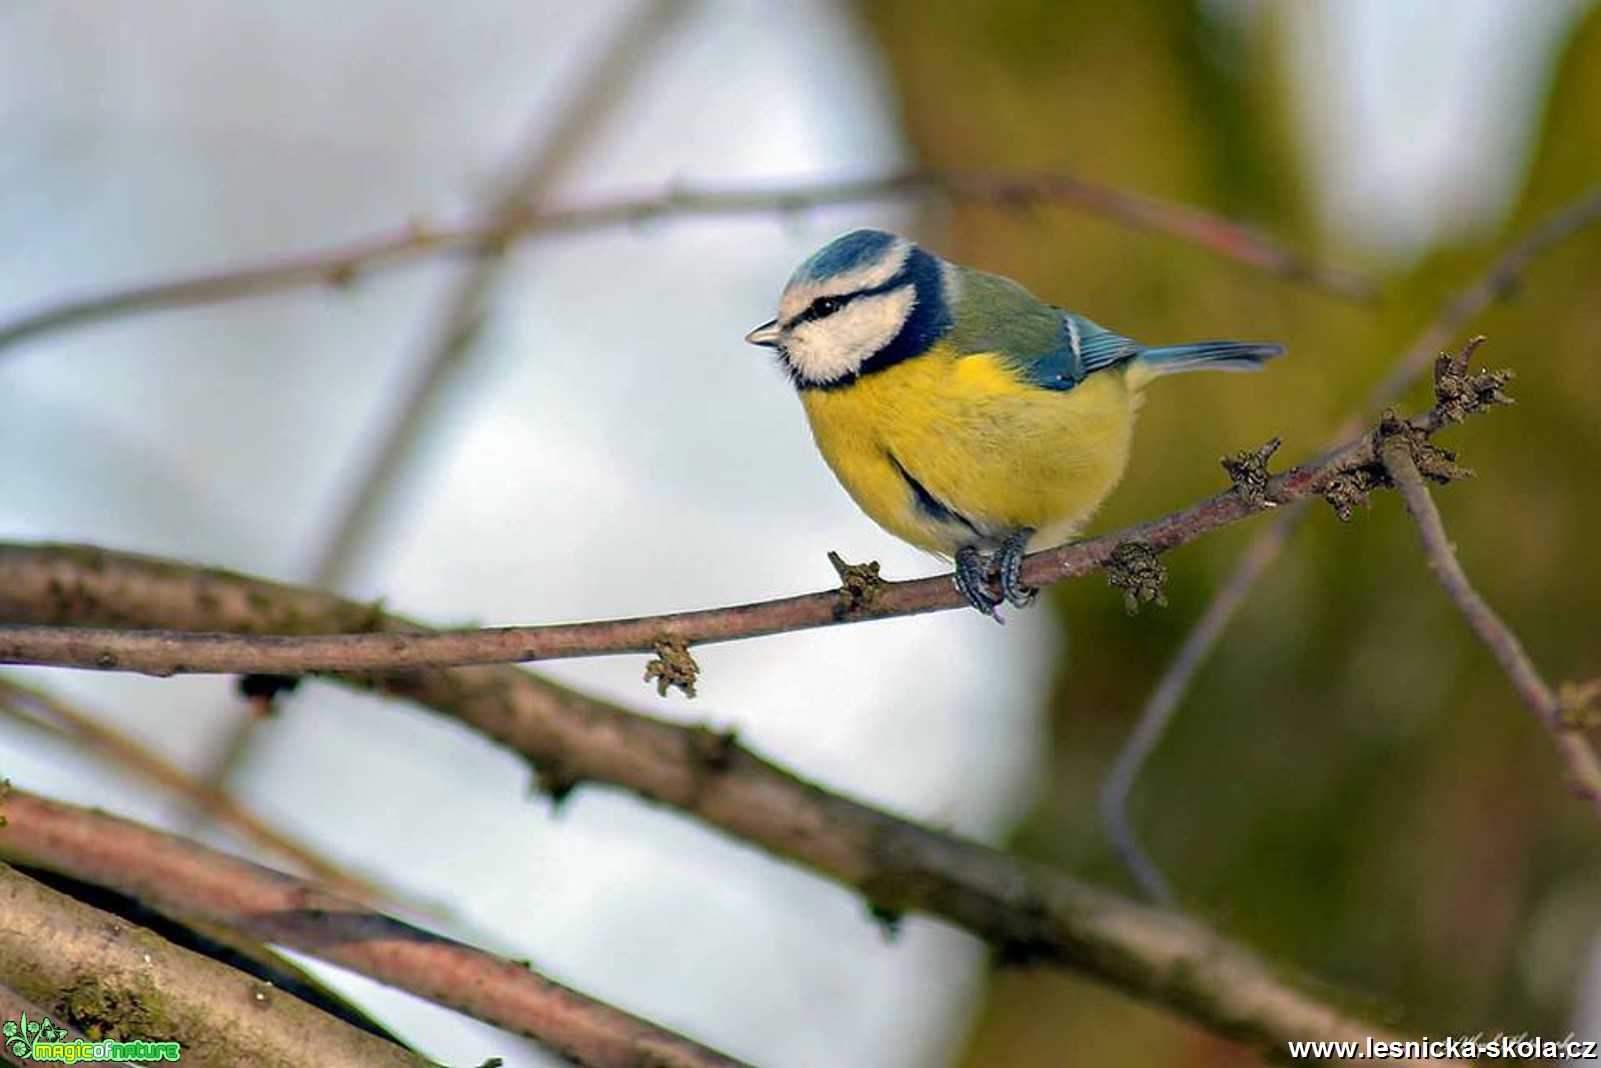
<box><xmin>954</xmin><ymin>545</ymin><xmax>1003</xmax><ymax>620</ymax></box>
<box><xmin>953</xmin><ymin>529</ymin><xmax>1039</xmax><ymax>620</ymax></box>
<box><xmin>996</xmin><ymin>528</ymin><xmax>1038</xmax><ymax>609</ymax></box>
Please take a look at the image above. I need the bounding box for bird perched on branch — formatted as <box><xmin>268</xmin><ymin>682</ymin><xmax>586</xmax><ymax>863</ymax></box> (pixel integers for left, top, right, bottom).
<box><xmin>746</xmin><ymin>229</ymin><xmax>1283</xmax><ymax>618</ymax></box>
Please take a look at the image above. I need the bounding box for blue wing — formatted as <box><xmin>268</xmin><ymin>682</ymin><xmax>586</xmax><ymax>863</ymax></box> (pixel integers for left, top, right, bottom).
<box><xmin>947</xmin><ymin>267</ymin><xmax>1140</xmax><ymax>392</ymax></box>
<box><xmin>997</xmin><ymin>310</ymin><xmax>1141</xmax><ymax>391</ymax></box>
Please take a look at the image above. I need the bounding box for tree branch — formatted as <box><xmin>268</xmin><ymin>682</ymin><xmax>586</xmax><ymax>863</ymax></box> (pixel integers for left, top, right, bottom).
<box><xmin>0</xmin><ymin>674</ymin><xmax>401</xmax><ymax>906</ymax></box>
<box><xmin>308</xmin><ymin>0</ymin><xmax>692</xmax><ymax>593</ymax></box>
<box><xmin>0</xmin><ymin>548</ymin><xmax>1453</xmax><ymax>1053</ymax></box>
<box><xmin>0</xmin><ymin>400</ymin><xmax>1482</xmax><ymax>678</ymax></box>
<box><xmin>0</xmin><ymin>170</ymin><xmax>1372</xmax><ymax>358</ymax></box>
<box><xmin>0</xmin><ymin>787</ymin><xmax>753</xmax><ymax>1068</ymax></box>
<box><xmin>1102</xmin><ymin>184</ymin><xmax>1601</xmax><ymax>900</ymax></box>
<box><xmin>0</xmin><ymin>861</ymin><xmax>431</xmax><ymax>1067</ymax></box>
<box><xmin>1379</xmin><ymin>428</ymin><xmax>1601</xmax><ymax>821</ymax></box>
<box><xmin>182</xmin><ymin>0</ymin><xmax>696</xmax><ymax>868</ymax></box>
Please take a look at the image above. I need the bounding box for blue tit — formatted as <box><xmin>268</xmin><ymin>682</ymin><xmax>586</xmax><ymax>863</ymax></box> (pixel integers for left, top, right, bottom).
<box><xmin>745</xmin><ymin>229</ymin><xmax>1284</xmax><ymax>618</ymax></box>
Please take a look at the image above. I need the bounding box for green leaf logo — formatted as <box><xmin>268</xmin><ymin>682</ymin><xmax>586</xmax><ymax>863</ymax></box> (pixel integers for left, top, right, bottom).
<box><xmin>3</xmin><ymin>1012</ymin><xmax>31</xmax><ymax>1058</ymax></box>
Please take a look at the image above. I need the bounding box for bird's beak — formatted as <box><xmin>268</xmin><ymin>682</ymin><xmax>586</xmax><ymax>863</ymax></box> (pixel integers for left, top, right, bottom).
<box><xmin>744</xmin><ymin>319</ymin><xmax>781</xmax><ymax>348</ymax></box>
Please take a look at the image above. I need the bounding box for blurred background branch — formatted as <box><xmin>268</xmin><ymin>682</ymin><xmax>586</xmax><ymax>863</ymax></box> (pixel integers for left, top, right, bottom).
<box><xmin>0</xmin><ymin>171</ymin><xmax>1372</xmax><ymax>361</ymax></box>
<box><xmin>0</xmin><ymin>674</ymin><xmax>401</xmax><ymax>907</ymax></box>
<box><xmin>0</xmin><ymin>786</ymin><xmax>753</xmax><ymax>1068</ymax></box>
<box><xmin>0</xmin><ymin>861</ymin><xmax>430</xmax><ymax>1066</ymax></box>
<box><xmin>177</xmin><ymin>0</ymin><xmax>696</xmax><ymax>857</ymax></box>
<box><xmin>1102</xmin><ymin>182</ymin><xmax>1601</xmax><ymax>905</ymax></box>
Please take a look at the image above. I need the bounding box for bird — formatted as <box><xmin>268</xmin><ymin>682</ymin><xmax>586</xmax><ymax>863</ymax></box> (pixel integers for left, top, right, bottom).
<box><xmin>744</xmin><ymin>229</ymin><xmax>1284</xmax><ymax>618</ymax></box>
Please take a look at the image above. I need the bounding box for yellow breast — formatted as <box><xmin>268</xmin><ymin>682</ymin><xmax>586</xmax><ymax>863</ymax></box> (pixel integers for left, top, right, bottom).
<box><xmin>799</xmin><ymin>343</ymin><xmax>1139</xmax><ymax>556</ymax></box>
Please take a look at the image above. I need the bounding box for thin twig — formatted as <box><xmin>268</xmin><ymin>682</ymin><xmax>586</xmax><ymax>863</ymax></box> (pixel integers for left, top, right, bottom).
<box><xmin>1101</xmin><ymin>184</ymin><xmax>1601</xmax><ymax>901</ymax></box>
<box><xmin>184</xmin><ymin>0</ymin><xmax>694</xmax><ymax>843</ymax></box>
<box><xmin>0</xmin><ymin>173</ymin><xmax>1373</xmax><ymax>360</ymax></box>
<box><xmin>1379</xmin><ymin>438</ymin><xmax>1601</xmax><ymax>820</ymax></box>
<box><xmin>0</xmin><ymin>404</ymin><xmax>1476</xmax><ymax>678</ymax></box>
<box><xmin>0</xmin><ymin>788</ymin><xmax>753</xmax><ymax>1068</ymax></box>
<box><xmin>0</xmin><ymin>675</ymin><xmax>397</xmax><ymax>905</ymax></box>
<box><xmin>310</xmin><ymin>0</ymin><xmax>691</xmax><ymax>591</ymax></box>
<box><xmin>1099</xmin><ymin>529</ymin><xmax>1284</xmax><ymax>904</ymax></box>
<box><xmin>0</xmin><ymin>862</ymin><xmax>431</xmax><ymax>1067</ymax></box>
<box><xmin>0</xmin><ymin>542</ymin><xmax>1450</xmax><ymax>1052</ymax></box>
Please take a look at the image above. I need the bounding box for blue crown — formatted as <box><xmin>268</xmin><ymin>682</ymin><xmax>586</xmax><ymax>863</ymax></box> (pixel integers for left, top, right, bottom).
<box><xmin>790</xmin><ymin>229</ymin><xmax>901</xmax><ymax>286</ymax></box>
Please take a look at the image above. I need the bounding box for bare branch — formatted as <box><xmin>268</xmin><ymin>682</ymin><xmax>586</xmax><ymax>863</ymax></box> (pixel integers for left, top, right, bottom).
<box><xmin>185</xmin><ymin>0</ymin><xmax>696</xmax><ymax>860</ymax></box>
<box><xmin>0</xmin><ymin>548</ymin><xmax>1439</xmax><ymax>1052</ymax></box>
<box><xmin>0</xmin><ymin>402</ymin><xmax>1483</xmax><ymax>678</ymax></box>
<box><xmin>0</xmin><ymin>674</ymin><xmax>399</xmax><ymax>906</ymax></box>
<box><xmin>0</xmin><ymin>861</ymin><xmax>431</xmax><ymax>1067</ymax></box>
<box><xmin>1099</xmin><ymin>527</ymin><xmax>1285</xmax><ymax>905</ymax></box>
<box><xmin>0</xmin><ymin>171</ymin><xmax>1372</xmax><ymax>358</ymax></box>
<box><xmin>1102</xmin><ymin>184</ymin><xmax>1601</xmax><ymax>898</ymax></box>
<box><xmin>309</xmin><ymin>0</ymin><xmax>693</xmax><ymax>591</ymax></box>
<box><xmin>0</xmin><ymin>787</ymin><xmax>753</xmax><ymax>1068</ymax></box>
<box><xmin>1379</xmin><ymin>431</ymin><xmax>1601</xmax><ymax>821</ymax></box>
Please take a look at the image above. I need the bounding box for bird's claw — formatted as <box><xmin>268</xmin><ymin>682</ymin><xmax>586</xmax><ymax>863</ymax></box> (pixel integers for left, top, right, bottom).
<box><xmin>954</xmin><ymin>530</ymin><xmax>1038</xmax><ymax>619</ymax></box>
<box><xmin>996</xmin><ymin>529</ymin><xmax>1038</xmax><ymax>609</ymax></box>
<box><xmin>954</xmin><ymin>545</ymin><xmax>1003</xmax><ymax>620</ymax></box>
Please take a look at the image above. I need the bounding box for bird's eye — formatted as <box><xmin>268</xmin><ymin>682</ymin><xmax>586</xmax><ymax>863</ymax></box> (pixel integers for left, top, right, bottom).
<box><xmin>810</xmin><ymin>295</ymin><xmax>845</xmax><ymax>319</ymax></box>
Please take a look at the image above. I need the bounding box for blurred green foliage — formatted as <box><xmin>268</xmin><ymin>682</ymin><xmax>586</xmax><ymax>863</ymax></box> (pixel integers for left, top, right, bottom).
<box><xmin>861</xmin><ymin>1</ymin><xmax>1601</xmax><ymax>1063</ymax></box>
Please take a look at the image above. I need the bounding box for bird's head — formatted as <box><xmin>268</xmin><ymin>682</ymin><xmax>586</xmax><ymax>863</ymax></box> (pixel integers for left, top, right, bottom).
<box><xmin>745</xmin><ymin>229</ymin><xmax>953</xmax><ymax>389</ymax></box>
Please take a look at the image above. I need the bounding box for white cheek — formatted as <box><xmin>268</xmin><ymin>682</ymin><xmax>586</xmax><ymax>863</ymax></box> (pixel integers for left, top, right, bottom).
<box><xmin>786</xmin><ymin>286</ymin><xmax>916</xmax><ymax>384</ymax></box>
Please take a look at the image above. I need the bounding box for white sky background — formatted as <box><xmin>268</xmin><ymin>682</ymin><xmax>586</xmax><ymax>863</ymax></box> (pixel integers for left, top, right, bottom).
<box><xmin>0</xmin><ymin>2</ymin><xmax>1591</xmax><ymax>1066</ymax></box>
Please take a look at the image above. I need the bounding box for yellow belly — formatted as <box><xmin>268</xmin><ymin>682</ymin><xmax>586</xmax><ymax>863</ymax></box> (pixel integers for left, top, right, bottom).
<box><xmin>800</xmin><ymin>344</ymin><xmax>1139</xmax><ymax>556</ymax></box>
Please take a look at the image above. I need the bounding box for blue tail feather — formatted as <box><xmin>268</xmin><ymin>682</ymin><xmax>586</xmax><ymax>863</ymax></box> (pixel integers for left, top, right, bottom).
<box><xmin>1136</xmin><ymin>340</ymin><xmax>1284</xmax><ymax>376</ymax></box>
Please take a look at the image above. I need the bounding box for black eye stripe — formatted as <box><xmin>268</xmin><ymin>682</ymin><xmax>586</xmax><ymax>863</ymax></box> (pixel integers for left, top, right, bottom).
<box><xmin>791</xmin><ymin>272</ymin><xmax>912</xmax><ymax>327</ymax></box>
